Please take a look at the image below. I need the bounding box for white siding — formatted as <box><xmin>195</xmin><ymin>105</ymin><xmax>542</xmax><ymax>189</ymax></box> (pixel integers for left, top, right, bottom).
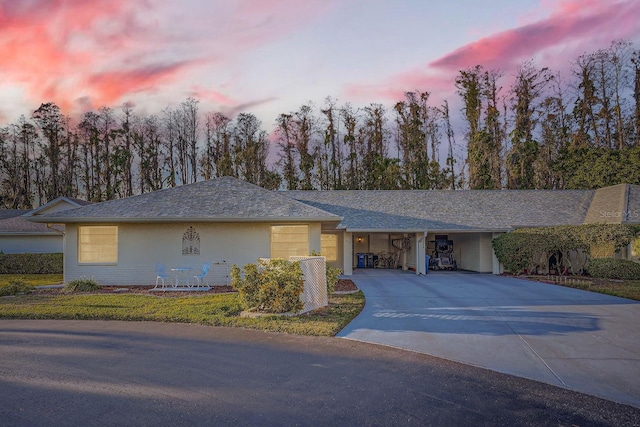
<box><xmin>64</xmin><ymin>222</ymin><xmax>321</xmax><ymax>286</ymax></box>
<box><xmin>0</xmin><ymin>235</ymin><xmax>62</xmax><ymax>254</ymax></box>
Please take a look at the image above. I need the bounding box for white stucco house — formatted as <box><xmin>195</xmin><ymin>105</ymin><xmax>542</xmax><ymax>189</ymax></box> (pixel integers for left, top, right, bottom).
<box><xmin>26</xmin><ymin>177</ymin><xmax>640</xmax><ymax>286</ymax></box>
<box><xmin>0</xmin><ymin>197</ymin><xmax>90</xmax><ymax>254</ymax></box>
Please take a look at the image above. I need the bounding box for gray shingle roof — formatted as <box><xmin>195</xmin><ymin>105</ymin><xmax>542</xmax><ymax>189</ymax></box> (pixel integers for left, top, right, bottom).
<box><xmin>284</xmin><ymin>189</ymin><xmax>595</xmax><ymax>231</ymax></box>
<box><xmin>0</xmin><ymin>216</ymin><xmax>63</xmax><ymax>234</ymax></box>
<box><xmin>29</xmin><ymin>177</ymin><xmax>342</xmax><ymax>223</ymax></box>
<box><xmin>626</xmin><ymin>185</ymin><xmax>640</xmax><ymax>224</ymax></box>
<box><xmin>583</xmin><ymin>184</ymin><xmax>628</xmax><ymax>224</ymax></box>
<box><xmin>0</xmin><ymin>209</ymin><xmax>29</xmax><ymax>220</ymax></box>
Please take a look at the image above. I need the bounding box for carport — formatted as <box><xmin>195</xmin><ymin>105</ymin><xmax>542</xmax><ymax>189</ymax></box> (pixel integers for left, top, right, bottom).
<box><xmin>337</xmin><ymin>230</ymin><xmax>504</xmax><ymax>276</ymax></box>
<box><xmin>338</xmin><ymin>269</ymin><xmax>640</xmax><ymax>408</ymax></box>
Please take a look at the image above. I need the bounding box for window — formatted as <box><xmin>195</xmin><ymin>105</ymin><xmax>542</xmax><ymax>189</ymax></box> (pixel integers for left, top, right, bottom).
<box><xmin>78</xmin><ymin>226</ymin><xmax>118</xmax><ymax>263</ymax></box>
<box><xmin>321</xmin><ymin>233</ymin><xmax>338</xmax><ymax>262</ymax></box>
<box><xmin>271</xmin><ymin>225</ymin><xmax>309</xmax><ymax>259</ymax></box>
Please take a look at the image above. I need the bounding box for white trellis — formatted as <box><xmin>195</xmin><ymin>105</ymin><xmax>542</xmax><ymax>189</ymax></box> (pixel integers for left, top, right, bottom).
<box><xmin>289</xmin><ymin>256</ymin><xmax>328</xmax><ymax>314</ymax></box>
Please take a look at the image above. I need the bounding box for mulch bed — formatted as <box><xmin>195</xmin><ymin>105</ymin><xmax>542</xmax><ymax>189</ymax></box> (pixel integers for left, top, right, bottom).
<box><xmin>334</xmin><ymin>279</ymin><xmax>358</xmax><ymax>292</ymax></box>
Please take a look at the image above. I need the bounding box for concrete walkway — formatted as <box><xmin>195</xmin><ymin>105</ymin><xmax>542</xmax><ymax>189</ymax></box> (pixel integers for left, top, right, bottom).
<box><xmin>338</xmin><ymin>269</ymin><xmax>640</xmax><ymax>408</ymax></box>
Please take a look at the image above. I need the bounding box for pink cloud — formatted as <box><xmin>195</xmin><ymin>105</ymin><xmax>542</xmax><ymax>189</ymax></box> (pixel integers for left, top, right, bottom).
<box><xmin>0</xmin><ymin>0</ymin><xmax>195</xmax><ymax>115</ymax></box>
<box><xmin>431</xmin><ymin>0</ymin><xmax>640</xmax><ymax>71</ymax></box>
<box><xmin>0</xmin><ymin>0</ymin><xmax>341</xmax><ymax>119</ymax></box>
<box><xmin>346</xmin><ymin>0</ymin><xmax>640</xmax><ymax>104</ymax></box>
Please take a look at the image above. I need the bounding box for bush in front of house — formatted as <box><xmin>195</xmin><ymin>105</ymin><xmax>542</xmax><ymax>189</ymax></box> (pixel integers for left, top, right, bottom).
<box><xmin>230</xmin><ymin>259</ymin><xmax>304</xmax><ymax>313</ymax></box>
<box><xmin>588</xmin><ymin>258</ymin><xmax>640</xmax><ymax>280</ymax></box>
<box><xmin>0</xmin><ymin>279</ymin><xmax>33</xmax><ymax>296</ymax></box>
<box><xmin>0</xmin><ymin>253</ymin><xmax>63</xmax><ymax>274</ymax></box>
<box><xmin>326</xmin><ymin>266</ymin><xmax>342</xmax><ymax>295</ymax></box>
<box><xmin>64</xmin><ymin>278</ymin><xmax>100</xmax><ymax>293</ymax></box>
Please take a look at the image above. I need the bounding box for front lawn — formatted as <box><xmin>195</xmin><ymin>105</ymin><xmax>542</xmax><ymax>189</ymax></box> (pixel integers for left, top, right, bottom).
<box><xmin>520</xmin><ymin>275</ymin><xmax>640</xmax><ymax>301</ymax></box>
<box><xmin>0</xmin><ymin>274</ymin><xmax>63</xmax><ymax>287</ymax></box>
<box><xmin>0</xmin><ymin>290</ymin><xmax>365</xmax><ymax>336</ymax></box>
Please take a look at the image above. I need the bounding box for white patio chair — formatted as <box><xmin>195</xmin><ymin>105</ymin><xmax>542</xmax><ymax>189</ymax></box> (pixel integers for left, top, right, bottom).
<box><xmin>193</xmin><ymin>262</ymin><xmax>211</xmax><ymax>287</ymax></box>
<box><xmin>154</xmin><ymin>263</ymin><xmax>169</xmax><ymax>288</ymax></box>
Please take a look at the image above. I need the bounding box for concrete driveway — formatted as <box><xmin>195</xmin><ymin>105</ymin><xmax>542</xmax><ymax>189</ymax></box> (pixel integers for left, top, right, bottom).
<box><xmin>338</xmin><ymin>270</ymin><xmax>640</xmax><ymax>408</ymax></box>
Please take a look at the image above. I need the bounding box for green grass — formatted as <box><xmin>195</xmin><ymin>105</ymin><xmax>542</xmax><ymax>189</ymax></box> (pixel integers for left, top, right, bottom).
<box><xmin>522</xmin><ymin>275</ymin><xmax>640</xmax><ymax>301</ymax></box>
<box><xmin>561</xmin><ymin>279</ymin><xmax>640</xmax><ymax>300</ymax></box>
<box><xmin>0</xmin><ymin>290</ymin><xmax>365</xmax><ymax>337</ymax></box>
<box><xmin>0</xmin><ymin>274</ymin><xmax>63</xmax><ymax>287</ymax></box>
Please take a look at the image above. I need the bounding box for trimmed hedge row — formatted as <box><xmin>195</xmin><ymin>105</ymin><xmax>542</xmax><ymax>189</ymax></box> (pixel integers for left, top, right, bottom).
<box><xmin>0</xmin><ymin>253</ymin><xmax>63</xmax><ymax>274</ymax></box>
<box><xmin>588</xmin><ymin>258</ymin><xmax>640</xmax><ymax>280</ymax></box>
<box><xmin>492</xmin><ymin>224</ymin><xmax>640</xmax><ymax>275</ymax></box>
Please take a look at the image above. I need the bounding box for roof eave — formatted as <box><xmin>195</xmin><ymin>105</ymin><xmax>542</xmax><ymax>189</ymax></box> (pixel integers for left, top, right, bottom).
<box><xmin>27</xmin><ymin>216</ymin><xmax>343</xmax><ymax>224</ymax></box>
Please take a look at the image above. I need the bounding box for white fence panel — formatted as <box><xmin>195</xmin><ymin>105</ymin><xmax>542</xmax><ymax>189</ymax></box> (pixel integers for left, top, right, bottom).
<box><xmin>290</xmin><ymin>256</ymin><xmax>328</xmax><ymax>314</ymax></box>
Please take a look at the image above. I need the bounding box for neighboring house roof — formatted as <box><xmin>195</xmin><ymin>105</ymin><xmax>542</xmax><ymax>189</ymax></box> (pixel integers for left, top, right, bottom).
<box><xmin>285</xmin><ymin>189</ymin><xmax>596</xmax><ymax>232</ymax></box>
<box><xmin>28</xmin><ymin>177</ymin><xmax>342</xmax><ymax>224</ymax></box>
<box><xmin>0</xmin><ymin>209</ymin><xmax>30</xmax><ymax>220</ymax></box>
<box><xmin>25</xmin><ymin>196</ymin><xmax>93</xmax><ymax>217</ymax></box>
<box><xmin>0</xmin><ymin>215</ymin><xmax>63</xmax><ymax>235</ymax></box>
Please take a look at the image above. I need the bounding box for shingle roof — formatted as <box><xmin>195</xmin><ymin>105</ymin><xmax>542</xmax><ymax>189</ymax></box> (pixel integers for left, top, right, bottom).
<box><xmin>0</xmin><ymin>215</ymin><xmax>63</xmax><ymax>234</ymax></box>
<box><xmin>583</xmin><ymin>184</ymin><xmax>628</xmax><ymax>224</ymax></box>
<box><xmin>285</xmin><ymin>189</ymin><xmax>595</xmax><ymax>232</ymax></box>
<box><xmin>0</xmin><ymin>209</ymin><xmax>29</xmax><ymax>220</ymax></box>
<box><xmin>626</xmin><ymin>185</ymin><xmax>640</xmax><ymax>224</ymax></box>
<box><xmin>29</xmin><ymin>177</ymin><xmax>342</xmax><ymax>223</ymax></box>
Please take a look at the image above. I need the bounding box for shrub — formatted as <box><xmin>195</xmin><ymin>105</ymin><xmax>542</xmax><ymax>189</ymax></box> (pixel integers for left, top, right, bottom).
<box><xmin>0</xmin><ymin>279</ymin><xmax>33</xmax><ymax>296</ymax></box>
<box><xmin>231</xmin><ymin>259</ymin><xmax>304</xmax><ymax>313</ymax></box>
<box><xmin>326</xmin><ymin>266</ymin><xmax>342</xmax><ymax>295</ymax></box>
<box><xmin>64</xmin><ymin>278</ymin><xmax>100</xmax><ymax>293</ymax></box>
<box><xmin>587</xmin><ymin>258</ymin><xmax>640</xmax><ymax>280</ymax></box>
<box><xmin>0</xmin><ymin>253</ymin><xmax>63</xmax><ymax>274</ymax></box>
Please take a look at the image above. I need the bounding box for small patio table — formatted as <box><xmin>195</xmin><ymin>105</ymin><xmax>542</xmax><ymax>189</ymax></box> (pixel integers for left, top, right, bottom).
<box><xmin>170</xmin><ymin>267</ymin><xmax>193</xmax><ymax>287</ymax></box>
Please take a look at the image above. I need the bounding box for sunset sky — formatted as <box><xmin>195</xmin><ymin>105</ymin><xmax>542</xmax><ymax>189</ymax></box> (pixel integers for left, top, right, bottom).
<box><xmin>1</xmin><ymin>0</ymin><xmax>640</xmax><ymax>129</ymax></box>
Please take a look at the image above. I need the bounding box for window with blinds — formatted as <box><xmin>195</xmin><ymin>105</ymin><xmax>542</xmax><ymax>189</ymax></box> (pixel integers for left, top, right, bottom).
<box><xmin>271</xmin><ymin>225</ymin><xmax>309</xmax><ymax>259</ymax></box>
<box><xmin>321</xmin><ymin>233</ymin><xmax>338</xmax><ymax>262</ymax></box>
<box><xmin>78</xmin><ymin>226</ymin><xmax>118</xmax><ymax>263</ymax></box>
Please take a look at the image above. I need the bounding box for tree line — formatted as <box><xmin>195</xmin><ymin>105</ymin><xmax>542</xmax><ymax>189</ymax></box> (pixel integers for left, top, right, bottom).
<box><xmin>1</xmin><ymin>39</ymin><xmax>639</xmax><ymax>209</ymax></box>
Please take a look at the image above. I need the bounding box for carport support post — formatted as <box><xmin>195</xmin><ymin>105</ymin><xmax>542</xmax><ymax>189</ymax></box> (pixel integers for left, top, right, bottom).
<box><xmin>402</xmin><ymin>233</ymin><xmax>408</xmax><ymax>271</ymax></box>
<box><xmin>416</xmin><ymin>231</ymin><xmax>427</xmax><ymax>275</ymax></box>
<box><xmin>492</xmin><ymin>232</ymin><xmax>503</xmax><ymax>275</ymax></box>
<box><xmin>343</xmin><ymin>232</ymin><xmax>353</xmax><ymax>275</ymax></box>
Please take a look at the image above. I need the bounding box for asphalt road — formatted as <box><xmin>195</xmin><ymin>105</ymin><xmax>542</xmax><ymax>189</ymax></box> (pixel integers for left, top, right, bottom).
<box><xmin>1</xmin><ymin>320</ymin><xmax>639</xmax><ymax>426</ymax></box>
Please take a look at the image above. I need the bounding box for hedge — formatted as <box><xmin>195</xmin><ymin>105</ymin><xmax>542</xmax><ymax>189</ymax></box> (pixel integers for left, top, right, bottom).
<box><xmin>0</xmin><ymin>253</ymin><xmax>63</xmax><ymax>274</ymax></box>
<box><xmin>588</xmin><ymin>258</ymin><xmax>640</xmax><ymax>280</ymax></box>
<box><xmin>492</xmin><ymin>224</ymin><xmax>640</xmax><ymax>275</ymax></box>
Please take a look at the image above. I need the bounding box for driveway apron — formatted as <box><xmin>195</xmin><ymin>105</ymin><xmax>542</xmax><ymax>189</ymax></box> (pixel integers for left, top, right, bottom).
<box><xmin>338</xmin><ymin>270</ymin><xmax>640</xmax><ymax>408</ymax></box>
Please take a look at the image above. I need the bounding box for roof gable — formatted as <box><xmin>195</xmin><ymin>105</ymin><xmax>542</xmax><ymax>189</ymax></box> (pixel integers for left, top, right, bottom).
<box><xmin>583</xmin><ymin>184</ymin><xmax>628</xmax><ymax>224</ymax></box>
<box><xmin>26</xmin><ymin>196</ymin><xmax>92</xmax><ymax>216</ymax></box>
<box><xmin>29</xmin><ymin>177</ymin><xmax>341</xmax><ymax>223</ymax></box>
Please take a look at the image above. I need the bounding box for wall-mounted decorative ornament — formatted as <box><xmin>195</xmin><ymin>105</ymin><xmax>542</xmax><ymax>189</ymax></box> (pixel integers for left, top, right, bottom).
<box><xmin>182</xmin><ymin>226</ymin><xmax>200</xmax><ymax>255</ymax></box>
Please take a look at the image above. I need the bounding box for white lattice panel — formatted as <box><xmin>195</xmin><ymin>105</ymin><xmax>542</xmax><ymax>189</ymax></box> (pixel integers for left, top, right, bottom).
<box><xmin>290</xmin><ymin>256</ymin><xmax>328</xmax><ymax>314</ymax></box>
